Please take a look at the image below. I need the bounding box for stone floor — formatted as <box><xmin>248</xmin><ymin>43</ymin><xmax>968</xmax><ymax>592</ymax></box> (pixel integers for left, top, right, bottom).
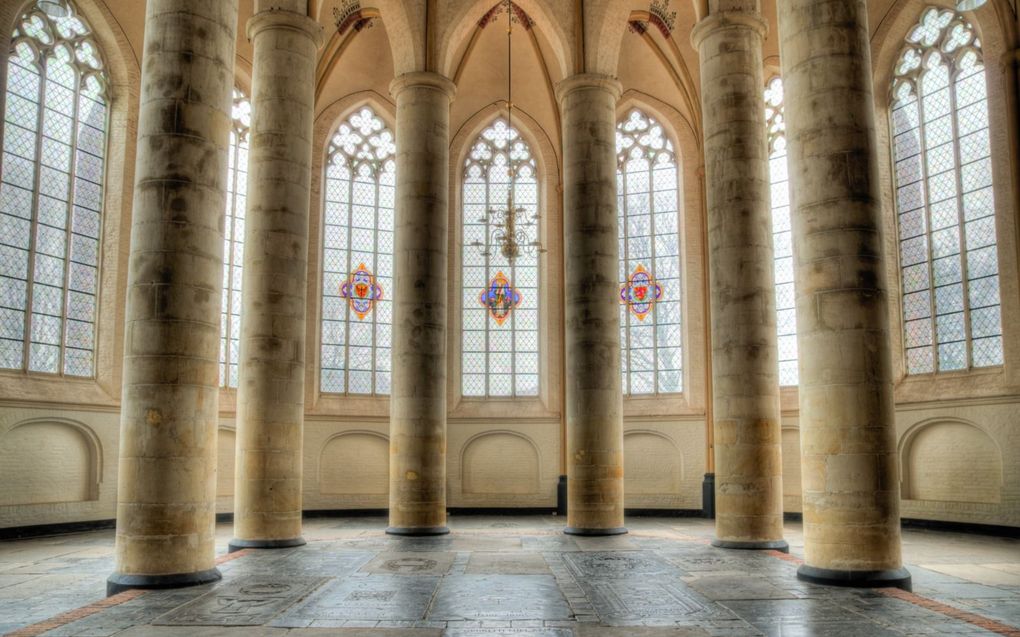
<box><xmin>1</xmin><ymin>515</ymin><xmax>1018</xmax><ymax>636</ymax></box>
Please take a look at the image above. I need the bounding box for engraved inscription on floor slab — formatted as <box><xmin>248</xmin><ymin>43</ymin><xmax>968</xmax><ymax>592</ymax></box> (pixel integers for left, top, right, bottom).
<box><xmin>465</xmin><ymin>551</ymin><xmax>551</xmax><ymax>575</ymax></box>
<box><xmin>429</xmin><ymin>574</ymin><xmax>572</xmax><ymax>621</ymax></box>
<box><xmin>445</xmin><ymin>629</ymin><xmax>573</xmax><ymax>637</ymax></box>
<box><xmin>583</xmin><ymin>579</ymin><xmax>732</xmax><ymax>623</ymax></box>
<box><xmin>272</xmin><ymin>575</ymin><xmax>439</xmax><ymax>624</ymax></box>
<box><xmin>153</xmin><ymin>577</ymin><xmax>327</xmax><ymax>626</ymax></box>
<box><xmin>360</xmin><ymin>551</ymin><xmax>455</xmax><ymax>575</ymax></box>
<box><xmin>565</xmin><ymin>551</ymin><xmax>679</xmax><ymax>579</ymax></box>
<box><xmin>686</xmin><ymin>575</ymin><xmax>798</xmax><ymax>600</ymax></box>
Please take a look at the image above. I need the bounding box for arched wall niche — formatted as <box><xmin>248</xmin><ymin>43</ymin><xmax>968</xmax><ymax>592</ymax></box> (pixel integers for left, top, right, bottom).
<box><xmin>447</xmin><ymin>101</ymin><xmax>563</xmax><ymax>419</ymax></box>
<box><xmin>460</xmin><ymin>430</ymin><xmax>542</xmax><ymax>495</ymax></box>
<box><xmin>623</xmin><ymin>430</ymin><xmax>683</xmax><ymax>496</ymax></box>
<box><xmin>318</xmin><ymin>430</ymin><xmax>390</xmax><ymax>497</ymax></box>
<box><xmin>615</xmin><ymin>90</ymin><xmax>708</xmax><ymax>418</ymax></box>
<box><xmin>870</xmin><ymin>0</ymin><xmax>1020</xmax><ymax>399</ymax></box>
<box><xmin>306</xmin><ymin>91</ymin><xmax>397</xmax><ymax>417</ymax></box>
<box><xmin>0</xmin><ymin>0</ymin><xmax>139</xmax><ymax>407</ymax></box>
<box><xmin>0</xmin><ymin>418</ymin><xmax>102</xmax><ymax>506</ymax></box>
<box><xmin>899</xmin><ymin>418</ymin><xmax>1004</xmax><ymax>504</ymax></box>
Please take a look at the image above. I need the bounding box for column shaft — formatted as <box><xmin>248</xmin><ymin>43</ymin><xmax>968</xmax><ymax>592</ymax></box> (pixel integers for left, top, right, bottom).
<box><xmin>692</xmin><ymin>12</ymin><xmax>787</xmax><ymax>551</ymax></box>
<box><xmin>557</xmin><ymin>74</ymin><xmax>626</xmax><ymax>536</ymax></box>
<box><xmin>388</xmin><ymin>72</ymin><xmax>455</xmax><ymax>536</ymax></box>
<box><xmin>230</xmin><ymin>9</ymin><xmax>322</xmax><ymax>552</ymax></box>
<box><xmin>778</xmin><ymin>0</ymin><xmax>910</xmax><ymax>589</ymax></box>
<box><xmin>108</xmin><ymin>0</ymin><xmax>238</xmax><ymax>595</ymax></box>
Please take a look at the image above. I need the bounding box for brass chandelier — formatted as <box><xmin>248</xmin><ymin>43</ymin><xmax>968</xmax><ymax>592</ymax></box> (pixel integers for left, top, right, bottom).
<box><xmin>471</xmin><ymin>0</ymin><xmax>545</xmax><ymax>263</ymax></box>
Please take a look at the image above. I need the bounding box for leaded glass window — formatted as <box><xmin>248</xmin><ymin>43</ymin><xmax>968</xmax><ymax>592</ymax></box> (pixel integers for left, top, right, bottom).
<box><xmin>320</xmin><ymin>106</ymin><xmax>395</xmax><ymax>394</ymax></box>
<box><xmin>616</xmin><ymin>109</ymin><xmax>682</xmax><ymax>394</ymax></box>
<box><xmin>0</xmin><ymin>2</ymin><xmax>107</xmax><ymax>377</ymax></box>
<box><xmin>219</xmin><ymin>89</ymin><xmax>250</xmax><ymax>388</ymax></box>
<box><xmin>891</xmin><ymin>8</ymin><xmax>1002</xmax><ymax>374</ymax></box>
<box><xmin>462</xmin><ymin>119</ymin><xmax>540</xmax><ymax>398</ymax></box>
<box><xmin>764</xmin><ymin>77</ymin><xmax>799</xmax><ymax>386</ymax></box>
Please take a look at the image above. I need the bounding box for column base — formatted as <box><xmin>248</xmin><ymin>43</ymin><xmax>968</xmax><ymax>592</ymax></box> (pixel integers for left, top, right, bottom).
<box><xmin>712</xmin><ymin>538</ymin><xmax>789</xmax><ymax>552</ymax></box>
<box><xmin>797</xmin><ymin>564</ymin><xmax>912</xmax><ymax>591</ymax></box>
<box><xmin>106</xmin><ymin>568</ymin><xmax>221</xmax><ymax>596</ymax></box>
<box><xmin>228</xmin><ymin>537</ymin><xmax>306</xmax><ymax>553</ymax></box>
<box><xmin>386</xmin><ymin>526</ymin><xmax>450</xmax><ymax>536</ymax></box>
<box><xmin>564</xmin><ymin>526</ymin><xmax>628</xmax><ymax>536</ymax></box>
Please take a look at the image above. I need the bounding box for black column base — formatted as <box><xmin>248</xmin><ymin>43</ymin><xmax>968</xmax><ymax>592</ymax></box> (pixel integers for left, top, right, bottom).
<box><xmin>385</xmin><ymin>526</ymin><xmax>450</xmax><ymax>536</ymax></box>
<box><xmin>106</xmin><ymin>568</ymin><xmax>221</xmax><ymax>596</ymax></box>
<box><xmin>556</xmin><ymin>475</ymin><xmax>568</xmax><ymax>516</ymax></box>
<box><xmin>228</xmin><ymin>537</ymin><xmax>306</xmax><ymax>553</ymax></box>
<box><xmin>712</xmin><ymin>538</ymin><xmax>789</xmax><ymax>552</ymax></box>
<box><xmin>702</xmin><ymin>473</ymin><xmax>715</xmax><ymax>518</ymax></box>
<box><xmin>564</xmin><ymin>526</ymin><xmax>628</xmax><ymax>536</ymax></box>
<box><xmin>797</xmin><ymin>564</ymin><xmax>912</xmax><ymax>591</ymax></box>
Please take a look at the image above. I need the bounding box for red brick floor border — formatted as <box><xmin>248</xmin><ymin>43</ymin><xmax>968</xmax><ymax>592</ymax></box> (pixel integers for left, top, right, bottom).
<box><xmin>2</xmin><ymin>550</ymin><xmax>251</xmax><ymax>637</ymax></box>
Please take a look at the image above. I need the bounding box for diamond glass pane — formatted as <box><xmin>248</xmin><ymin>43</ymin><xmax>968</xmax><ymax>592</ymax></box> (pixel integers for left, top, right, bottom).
<box><xmin>218</xmin><ymin>89</ymin><xmax>250</xmax><ymax>387</ymax></box>
<box><xmin>890</xmin><ymin>7</ymin><xmax>1002</xmax><ymax>373</ymax></box>
<box><xmin>319</xmin><ymin>106</ymin><xmax>395</xmax><ymax>394</ymax></box>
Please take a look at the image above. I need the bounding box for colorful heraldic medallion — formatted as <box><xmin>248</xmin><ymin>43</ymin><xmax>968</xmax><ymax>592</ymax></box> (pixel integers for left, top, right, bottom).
<box><xmin>620</xmin><ymin>264</ymin><xmax>662</xmax><ymax>321</ymax></box>
<box><xmin>340</xmin><ymin>263</ymin><xmax>383</xmax><ymax>320</ymax></box>
<box><xmin>479</xmin><ymin>271</ymin><xmax>522</xmax><ymax>326</ymax></box>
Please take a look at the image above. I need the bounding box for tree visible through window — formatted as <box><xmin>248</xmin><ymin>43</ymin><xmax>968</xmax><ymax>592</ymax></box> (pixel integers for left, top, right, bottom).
<box><xmin>616</xmin><ymin>109</ymin><xmax>682</xmax><ymax>395</ymax></box>
<box><xmin>320</xmin><ymin>106</ymin><xmax>395</xmax><ymax>394</ymax></box>
<box><xmin>891</xmin><ymin>8</ymin><xmax>1002</xmax><ymax>374</ymax></box>
<box><xmin>764</xmin><ymin>77</ymin><xmax>799</xmax><ymax>387</ymax></box>
<box><xmin>219</xmin><ymin>88</ymin><xmax>250</xmax><ymax>388</ymax></box>
<box><xmin>0</xmin><ymin>1</ymin><xmax>107</xmax><ymax>377</ymax></box>
<box><xmin>461</xmin><ymin>119</ymin><xmax>540</xmax><ymax>398</ymax></box>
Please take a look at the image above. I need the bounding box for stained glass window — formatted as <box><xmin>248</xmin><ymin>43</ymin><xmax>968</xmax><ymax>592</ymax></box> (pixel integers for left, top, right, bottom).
<box><xmin>891</xmin><ymin>8</ymin><xmax>1003</xmax><ymax>374</ymax></box>
<box><xmin>764</xmin><ymin>77</ymin><xmax>799</xmax><ymax>386</ymax></box>
<box><xmin>0</xmin><ymin>2</ymin><xmax>107</xmax><ymax>377</ymax></box>
<box><xmin>616</xmin><ymin>109</ymin><xmax>683</xmax><ymax>394</ymax></box>
<box><xmin>219</xmin><ymin>89</ymin><xmax>250</xmax><ymax>388</ymax></box>
<box><xmin>320</xmin><ymin>106</ymin><xmax>395</xmax><ymax>394</ymax></box>
<box><xmin>462</xmin><ymin>119</ymin><xmax>540</xmax><ymax>398</ymax></box>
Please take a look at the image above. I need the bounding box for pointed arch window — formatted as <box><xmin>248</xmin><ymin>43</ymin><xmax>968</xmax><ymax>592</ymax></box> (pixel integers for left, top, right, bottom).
<box><xmin>764</xmin><ymin>77</ymin><xmax>799</xmax><ymax>386</ymax></box>
<box><xmin>461</xmin><ymin>119</ymin><xmax>540</xmax><ymax>398</ymax></box>
<box><xmin>616</xmin><ymin>109</ymin><xmax>682</xmax><ymax>395</ymax></box>
<box><xmin>890</xmin><ymin>8</ymin><xmax>1002</xmax><ymax>374</ymax></box>
<box><xmin>0</xmin><ymin>2</ymin><xmax>108</xmax><ymax>377</ymax></box>
<box><xmin>320</xmin><ymin>106</ymin><xmax>395</xmax><ymax>394</ymax></box>
<box><xmin>219</xmin><ymin>89</ymin><xmax>250</xmax><ymax>388</ymax></box>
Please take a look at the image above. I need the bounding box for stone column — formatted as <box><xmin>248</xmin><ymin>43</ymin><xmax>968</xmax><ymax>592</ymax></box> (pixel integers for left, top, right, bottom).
<box><xmin>557</xmin><ymin>74</ymin><xmax>627</xmax><ymax>536</ymax></box>
<box><xmin>387</xmin><ymin>72</ymin><xmax>455</xmax><ymax>536</ymax></box>
<box><xmin>107</xmin><ymin>0</ymin><xmax>237</xmax><ymax>596</ymax></box>
<box><xmin>691</xmin><ymin>12</ymin><xmax>787</xmax><ymax>552</ymax></box>
<box><xmin>778</xmin><ymin>0</ymin><xmax>910</xmax><ymax>589</ymax></box>
<box><xmin>229</xmin><ymin>6</ymin><xmax>323</xmax><ymax>553</ymax></box>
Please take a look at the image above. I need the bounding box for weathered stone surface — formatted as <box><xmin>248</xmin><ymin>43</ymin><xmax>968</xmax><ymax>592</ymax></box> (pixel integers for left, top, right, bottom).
<box><xmin>153</xmin><ymin>577</ymin><xmax>327</xmax><ymax>626</ymax></box>
<box><xmin>429</xmin><ymin>574</ymin><xmax>571</xmax><ymax>621</ymax></box>
<box><xmin>360</xmin><ymin>551</ymin><xmax>455</xmax><ymax>575</ymax></box>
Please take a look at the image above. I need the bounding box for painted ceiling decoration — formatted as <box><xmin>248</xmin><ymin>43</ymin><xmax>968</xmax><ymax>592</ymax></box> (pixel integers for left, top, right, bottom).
<box><xmin>333</xmin><ymin>0</ymin><xmax>375</xmax><ymax>35</ymax></box>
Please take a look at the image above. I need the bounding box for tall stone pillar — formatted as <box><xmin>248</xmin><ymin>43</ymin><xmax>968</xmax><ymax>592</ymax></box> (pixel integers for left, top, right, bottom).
<box><xmin>691</xmin><ymin>12</ymin><xmax>787</xmax><ymax>552</ymax></box>
<box><xmin>108</xmin><ymin>0</ymin><xmax>238</xmax><ymax>595</ymax></box>
<box><xmin>387</xmin><ymin>72</ymin><xmax>455</xmax><ymax>536</ymax></box>
<box><xmin>557</xmin><ymin>74</ymin><xmax>627</xmax><ymax>536</ymax></box>
<box><xmin>229</xmin><ymin>6</ymin><xmax>323</xmax><ymax>553</ymax></box>
<box><xmin>778</xmin><ymin>0</ymin><xmax>910</xmax><ymax>589</ymax></box>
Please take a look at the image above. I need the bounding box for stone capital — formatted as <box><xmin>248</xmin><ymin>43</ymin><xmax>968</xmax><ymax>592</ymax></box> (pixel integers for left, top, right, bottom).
<box><xmin>554</xmin><ymin>73</ymin><xmax>623</xmax><ymax>107</ymax></box>
<box><xmin>247</xmin><ymin>9</ymin><xmax>325</xmax><ymax>48</ymax></box>
<box><xmin>389</xmin><ymin>72</ymin><xmax>457</xmax><ymax>102</ymax></box>
<box><xmin>690</xmin><ymin>11</ymin><xmax>768</xmax><ymax>50</ymax></box>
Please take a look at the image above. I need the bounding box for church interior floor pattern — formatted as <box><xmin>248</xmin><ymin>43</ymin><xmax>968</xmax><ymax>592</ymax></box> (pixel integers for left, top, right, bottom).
<box><xmin>0</xmin><ymin>516</ymin><xmax>1018</xmax><ymax>636</ymax></box>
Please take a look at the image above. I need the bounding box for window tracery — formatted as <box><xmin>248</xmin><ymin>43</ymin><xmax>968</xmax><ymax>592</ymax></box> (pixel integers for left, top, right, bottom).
<box><xmin>764</xmin><ymin>76</ymin><xmax>799</xmax><ymax>387</ymax></box>
<box><xmin>320</xmin><ymin>106</ymin><xmax>396</xmax><ymax>394</ymax></box>
<box><xmin>461</xmin><ymin>119</ymin><xmax>540</xmax><ymax>398</ymax></box>
<box><xmin>0</xmin><ymin>1</ymin><xmax>107</xmax><ymax>377</ymax></box>
<box><xmin>890</xmin><ymin>8</ymin><xmax>1002</xmax><ymax>374</ymax></box>
<box><xmin>616</xmin><ymin>109</ymin><xmax>683</xmax><ymax>395</ymax></box>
